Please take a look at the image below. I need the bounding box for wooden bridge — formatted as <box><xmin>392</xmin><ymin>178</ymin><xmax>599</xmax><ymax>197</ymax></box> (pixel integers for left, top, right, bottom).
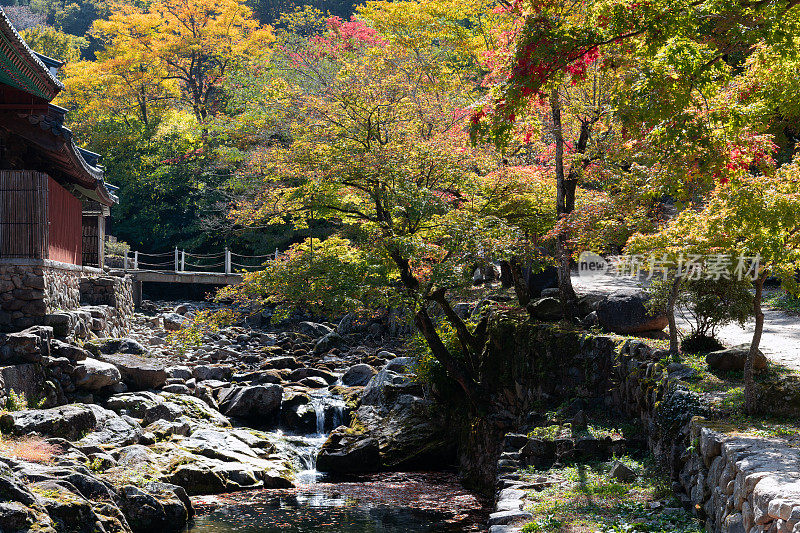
<box><xmin>110</xmin><ymin>248</ymin><xmax>276</xmax><ymax>304</ymax></box>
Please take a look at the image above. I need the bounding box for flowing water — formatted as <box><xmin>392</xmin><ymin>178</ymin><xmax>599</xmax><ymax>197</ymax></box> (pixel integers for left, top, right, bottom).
<box><xmin>184</xmin><ymin>390</ymin><xmax>488</xmax><ymax>532</ymax></box>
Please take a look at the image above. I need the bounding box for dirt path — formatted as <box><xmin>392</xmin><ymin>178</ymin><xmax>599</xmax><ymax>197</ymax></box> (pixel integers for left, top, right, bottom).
<box><xmin>572</xmin><ymin>274</ymin><xmax>800</xmax><ymax>372</ymax></box>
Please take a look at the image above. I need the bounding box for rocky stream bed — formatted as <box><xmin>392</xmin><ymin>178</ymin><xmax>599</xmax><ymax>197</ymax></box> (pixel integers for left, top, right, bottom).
<box><xmin>0</xmin><ymin>301</ymin><xmax>488</xmax><ymax>532</ymax></box>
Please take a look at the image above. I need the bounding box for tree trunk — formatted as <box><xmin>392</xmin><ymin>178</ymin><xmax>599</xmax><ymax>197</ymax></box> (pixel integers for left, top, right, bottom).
<box><xmin>667</xmin><ymin>272</ymin><xmax>683</xmax><ymax>358</ymax></box>
<box><xmin>550</xmin><ymin>87</ymin><xmax>577</xmax><ymax>318</ymax></box>
<box><xmin>499</xmin><ymin>260</ymin><xmax>513</xmax><ymax>288</ymax></box>
<box><xmin>429</xmin><ymin>289</ymin><xmax>482</xmax><ymax>355</ymax></box>
<box><xmin>745</xmin><ymin>275</ymin><xmax>766</xmax><ymax>415</ymax></box>
<box><xmin>388</xmin><ymin>248</ymin><xmax>481</xmax><ymax>404</ymax></box>
<box><xmin>414</xmin><ymin>307</ymin><xmax>481</xmax><ymax>402</ymax></box>
<box><xmin>510</xmin><ymin>257</ymin><xmax>530</xmax><ymax>307</ymax></box>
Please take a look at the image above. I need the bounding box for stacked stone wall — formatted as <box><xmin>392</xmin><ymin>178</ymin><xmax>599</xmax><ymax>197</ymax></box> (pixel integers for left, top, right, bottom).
<box><xmin>43</xmin><ymin>265</ymin><xmax>81</xmax><ymax>311</ymax></box>
<box><xmin>0</xmin><ymin>263</ymin><xmax>81</xmax><ymax>331</ymax></box>
<box><xmin>0</xmin><ymin>260</ymin><xmax>133</xmax><ymax>335</ymax></box>
<box><xmin>615</xmin><ymin>346</ymin><xmax>800</xmax><ymax>533</ymax></box>
<box><xmin>485</xmin><ymin>319</ymin><xmax>800</xmax><ymax>533</ymax></box>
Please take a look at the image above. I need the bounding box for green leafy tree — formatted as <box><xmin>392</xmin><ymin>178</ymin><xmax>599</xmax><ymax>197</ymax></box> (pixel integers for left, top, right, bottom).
<box><xmin>217</xmin><ymin>236</ymin><xmax>393</xmax><ymax>320</ymax></box>
<box><xmin>227</xmin><ymin>10</ymin><xmax>518</xmax><ymax>403</ymax></box>
<box><xmin>20</xmin><ymin>25</ymin><xmax>87</xmax><ymax>62</ymax></box>
<box><xmin>30</xmin><ymin>0</ymin><xmax>101</xmax><ymax>37</ymax></box>
<box><xmin>629</xmin><ymin>166</ymin><xmax>800</xmax><ymax>413</ymax></box>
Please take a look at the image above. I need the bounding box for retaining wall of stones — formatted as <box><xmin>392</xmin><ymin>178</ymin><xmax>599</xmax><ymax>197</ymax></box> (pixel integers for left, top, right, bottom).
<box><xmin>486</xmin><ymin>323</ymin><xmax>800</xmax><ymax>533</ymax></box>
<box><xmin>0</xmin><ymin>263</ymin><xmax>79</xmax><ymax>331</ymax></box>
<box><xmin>0</xmin><ymin>260</ymin><xmax>133</xmax><ymax>336</ymax></box>
<box><xmin>619</xmin><ymin>349</ymin><xmax>800</xmax><ymax>533</ymax></box>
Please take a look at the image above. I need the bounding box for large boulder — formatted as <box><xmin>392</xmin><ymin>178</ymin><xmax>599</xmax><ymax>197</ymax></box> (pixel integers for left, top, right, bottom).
<box><xmin>706</xmin><ymin>344</ymin><xmax>768</xmax><ymax>372</ymax></box>
<box><xmin>50</xmin><ymin>340</ymin><xmax>90</xmax><ymax>362</ymax></box>
<box><xmin>117</xmin><ymin>483</ymin><xmax>192</xmax><ymax>532</ymax></box>
<box><xmin>179</xmin><ymin>427</ymin><xmax>265</xmax><ymax>465</ymax></box>
<box><xmin>596</xmin><ymin>290</ymin><xmax>668</xmax><ymax>334</ymax></box>
<box><xmin>297</xmin><ymin>322</ymin><xmax>333</xmax><ymax>338</ymax></box>
<box><xmin>0</xmin><ymin>364</ymin><xmax>47</xmax><ymax>406</ymax></box>
<box><xmin>314</xmin><ymin>331</ymin><xmax>343</xmax><ymax>354</ymax></box>
<box><xmin>523</xmin><ymin>265</ymin><xmax>559</xmax><ymax>299</ymax></box>
<box><xmin>99</xmin><ymin>354</ymin><xmax>168</xmax><ymax>390</ymax></box>
<box><xmin>287</xmin><ymin>367</ymin><xmax>336</xmax><ymax>384</ymax></box>
<box><xmin>0</xmin><ymin>331</ymin><xmax>44</xmax><ymax>364</ymax></box>
<box><xmin>105</xmin><ymin>391</ymin><xmax>229</xmax><ymax>427</ymax></box>
<box><xmin>193</xmin><ymin>365</ymin><xmax>232</xmax><ymax>382</ymax></box>
<box><xmin>527</xmin><ymin>297</ymin><xmax>562</xmax><ymax>321</ymax></box>
<box><xmin>77</xmin><ymin>405</ymin><xmax>143</xmax><ymax>448</ymax></box>
<box><xmin>261</xmin><ymin>356</ymin><xmax>299</xmax><ymax>370</ymax></box>
<box><xmin>161</xmin><ymin>314</ymin><xmax>187</xmax><ymax>331</ymax></box>
<box><xmin>218</xmin><ymin>385</ymin><xmax>282</xmax><ymax>421</ymax></box>
<box><xmin>342</xmin><ymin>364</ymin><xmax>377</xmax><ymax>387</ymax></box>
<box><xmin>0</xmin><ymin>404</ymin><xmax>98</xmax><ymax>440</ymax></box>
<box><xmin>280</xmin><ymin>403</ymin><xmax>317</xmax><ymax>434</ymax></box>
<box><xmin>336</xmin><ymin>312</ymin><xmax>374</xmax><ymax>335</ymax></box>
<box><xmin>361</xmin><ymin>357</ymin><xmax>418</xmax><ymax>410</ymax></box>
<box><xmin>355</xmin><ymin>399</ymin><xmax>453</xmax><ymax>471</ymax></box>
<box><xmin>44</xmin><ymin>312</ymin><xmax>75</xmax><ymax>338</ymax></box>
<box><xmin>89</xmin><ymin>338</ymin><xmax>147</xmax><ymax>356</ymax></box>
<box><xmin>73</xmin><ymin>358</ymin><xmax>122</xmax><ymax>391</ymax></box>
<box><xmin>105</xmin><ymin>391</ymin><xmax>163</xmax><ymax>418</ymax></box>
<box><xmin>164</xmin><ymin>456</ymin><xmax>267</xmax><ymax>495</ymax></box>
<box><xmin>316</xmin><ymin>428</ymin><xmax>381</xmax><ymax>474</ymax></box>
<box><xmin>165</xmin><ymin>366</ymin><xmax>192</xmax><ymax>380</ymax></box>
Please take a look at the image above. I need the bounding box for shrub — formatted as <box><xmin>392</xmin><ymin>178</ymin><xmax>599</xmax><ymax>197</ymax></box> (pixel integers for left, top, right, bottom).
<box><xmin>678</xmin><ymin>277</ymin><xmax>753</xmax><ymax>339</ymax></box>
<box><xmin>2</xmin><ymin>389</ymin><xmax>39</xmax><ymax>412</ymax></box>
<box><xmin>216</xmin><ymin>236</ymin><xmax>395</xmax><ymax>321</ymax></box>
<box><xmin>104</xmin><ymin>239</ymin><xmax>131</xmax><ymax>257</ymax></box>
<box><xmin>680</xmin><ymin>333</ymin><xmax>725</xmax><ymax>354</ymax></box>
<box><xmin>167</xmin><ymin>308</ymin><xmax>239</xmax><ymax>355</ymax></box>
<box><xmin>648</xmin><ymin>276</ymin><xmax>753</xmax><ymax>349</ymax></box>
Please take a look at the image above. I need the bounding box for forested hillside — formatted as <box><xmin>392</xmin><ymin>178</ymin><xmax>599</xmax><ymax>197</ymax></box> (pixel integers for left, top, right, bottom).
<box><xmin>2</xmin><ymin>0</ymin><xmax>358</xmax><ymax>254</ymax></box>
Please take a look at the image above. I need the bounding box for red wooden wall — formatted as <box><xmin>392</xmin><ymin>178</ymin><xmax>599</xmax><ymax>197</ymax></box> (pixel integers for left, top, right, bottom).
<box><xmin>47</xmin><ymin>177</ymin><xmax>82</xmax><ymax>265</ymax></box>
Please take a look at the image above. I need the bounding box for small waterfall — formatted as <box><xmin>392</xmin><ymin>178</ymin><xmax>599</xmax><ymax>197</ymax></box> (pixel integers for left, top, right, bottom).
<box><xmin>291</xmin><ymin>390</ymin><xmax>348</xmax><ymax>484</ymax></box>
<box><xmin>313</xmin><ymin>398</ymin><xmax>326</xmax><ymax>435</ymax></box>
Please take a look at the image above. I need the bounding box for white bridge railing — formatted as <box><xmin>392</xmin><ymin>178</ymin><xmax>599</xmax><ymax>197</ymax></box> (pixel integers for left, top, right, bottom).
<box><xmin>122</xmin><ymin>247</ymin><xmax>278</xmax><ymax>274</ymax></box>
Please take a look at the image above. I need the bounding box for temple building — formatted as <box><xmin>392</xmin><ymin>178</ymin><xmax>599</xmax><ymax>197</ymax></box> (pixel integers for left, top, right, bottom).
<box><xmin>0</xmin><ymin>8</ymin><xmax>120</xmax><ymax>331</ymax></box>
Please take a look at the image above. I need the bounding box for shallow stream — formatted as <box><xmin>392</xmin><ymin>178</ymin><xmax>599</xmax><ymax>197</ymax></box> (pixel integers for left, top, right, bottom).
<box><xmin>183</xmin><ymin>374</ymin><xmax>487</xmax><ymax>531</ymax></box>
<box><xmin>185</xmin><ymin>472</ymin><xmax>487</xmax><ymax>532</ymax></box>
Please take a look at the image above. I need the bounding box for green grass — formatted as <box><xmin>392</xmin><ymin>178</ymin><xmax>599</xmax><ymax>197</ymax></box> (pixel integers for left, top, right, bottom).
<box><xmin>763</xmin><ymin>289</ymin><xmax>800</xmax><ymax>315</ymax></box>
<box><xmin>534</xmin><ymin>399</ymin><xmax>639</xmax><ymax>442</ymax></box>
<box><xmin>655</xmin><ymin>351</ymin><xmax>800</xmax><ymax>442</ymax></box>
<box><xmin>518</xmin><ymin>456</ymin><xmax>702</xmax><ymax>533</ymax></box>
<box><xmin>667</xmin><ymin>352</ymin><xmax>799</xmax><ymax>408</ymax></box>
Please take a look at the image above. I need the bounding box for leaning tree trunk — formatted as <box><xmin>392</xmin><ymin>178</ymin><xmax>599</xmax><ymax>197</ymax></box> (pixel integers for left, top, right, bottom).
<box><xmin>413</xmin><ymin>307</ymin><xmax>481</xmax><ymax>402</ymax></box>
<box><xmin>745</xmin><ymin>275</ymin><xmax>766</xmax><ymax>415</ymax></box>
<box><xmin>389</xmin><ymin>248</ymin><xmax>482</xmax><ymax>404</ymax></box>
<box><xmin>550</xmin><ymin>88</ymin><xmax>577</xmax><ymax>318</ymax></box>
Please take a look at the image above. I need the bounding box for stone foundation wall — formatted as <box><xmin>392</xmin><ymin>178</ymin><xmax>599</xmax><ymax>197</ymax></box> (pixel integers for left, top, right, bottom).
<box><xmin>0</xmin><ymin>262</ymin><xmax>81</xmax><ymax>331</ymax></box>
<box><xmin>44</xmin><ymin>305</ymin><xmax>131</xmax><ymax>339</ymax></box>
<box><xmin>614</xmin><ymin>345</ymin><xmax>800</xmax><ymax>533</ymax></box>
<box><xmin>43</xmin><ymin>265</ymin><xmax>81</xmax><ymax>312</ymax></box>
<box><xmin>0</xmin><ymin>260</ymin><xmax>133</xmax><ymax>336</ymax></box>
<box><xmin>79</xmin><ymin>275</ymin><xmax>133</xmax><ymax>311</ymax></box>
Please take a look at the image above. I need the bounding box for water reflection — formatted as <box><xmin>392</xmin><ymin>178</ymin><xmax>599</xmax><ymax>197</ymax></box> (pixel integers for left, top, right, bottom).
<box><xmin>186</xmin><ymin>491</ymin><xmax>460</xmax><ymax>532</ymax></box>
<box><xmin>185</xmin><ymin>473</ymin><xmax>487</xmax><ymax>533</ymax></box>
